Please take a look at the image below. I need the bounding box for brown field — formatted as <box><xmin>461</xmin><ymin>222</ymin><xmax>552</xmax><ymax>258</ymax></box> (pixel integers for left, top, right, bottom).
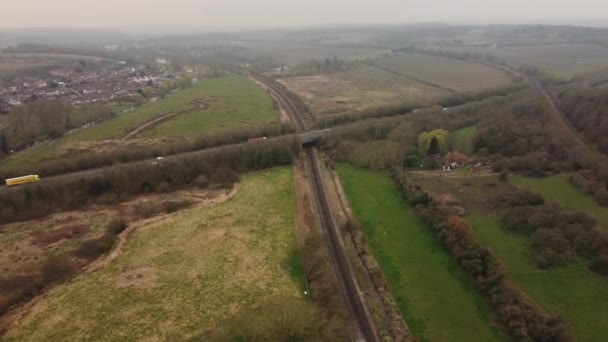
<box><xmin>279</xmin><ymin>64</ymin><xmax>449</xmax><ymax>116</ymax></box>
<box><xmin>3</xmin><ymin>168</ymin><xmax>310</xmax><ymax>341</ymax></box>
<box><xmin>372</xmin><ymin>53</ymin><xmax>515</xmax><ymax>93</ymax></box>
<box><xmin>0</xmin><ymin>186</ymin><xmax>221</xmax><ymax>332</ymax></box>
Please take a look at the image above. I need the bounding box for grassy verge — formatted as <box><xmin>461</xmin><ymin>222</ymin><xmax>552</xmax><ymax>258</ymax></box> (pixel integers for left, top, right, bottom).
<box><xmin>511</xmin><ymin>174</ymin><xmax>608</xmax><ymax>229</ymax></box>
<box><xmin>336</xmin><ymin>164</ymin><xmax>502</xmax><ymax>341</ymax></box>
<box><xmin>4</xmin><ymin>167</ymin><xmax>310</xmax><ymax>341</ymax></box>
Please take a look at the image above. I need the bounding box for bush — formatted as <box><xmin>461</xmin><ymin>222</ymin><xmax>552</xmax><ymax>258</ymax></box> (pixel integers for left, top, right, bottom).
<box><xmin>40</xmin><ymin>255</ymin><xmax>76</xmax><ymax>284</ymax></box>
<box><xmin>106</xmin><ymin>218</ymin><xmax>127</xmax><ymax>235</ymax></box>
<box><xmin>193</xmin><ymin>175</ymin><xmax>209</xmax><ymax>188</ymax></box>
<box><xmin>73</xmin><ymin>234</ymin><xmax>115</xmax><ymax>260</ymax></box>
<box><xmin>499</xmin><ymin>171</ymin><xmax>509</xmax><ymax>182</ymax></box>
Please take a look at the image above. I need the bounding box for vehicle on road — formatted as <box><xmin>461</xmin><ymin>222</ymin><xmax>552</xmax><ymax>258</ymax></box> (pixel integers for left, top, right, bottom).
<box><xmin>5</xmin><ymin>174</ymin><xmax>41</xmax><ymax>187</ymax></box>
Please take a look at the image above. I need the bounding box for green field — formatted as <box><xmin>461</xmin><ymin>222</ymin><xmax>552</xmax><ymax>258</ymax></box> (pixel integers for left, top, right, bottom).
<box><xmin>0</xmin><ymin>142</ymin><xmax>57</xmax><ymax>172</ymax></box>
<box><xmin>141</xmin><ymin>76</ymin><xmax>277</xmax><ymax>137</ymax></box>
<box><xmin>409</xmin><ymin>171</ymin><xmax>608</xmax><ymax>341</ymax></box>
<box><xmin>68</xmin><ymin>75</ymin><xmax>277</xmax><ymax>141</ymax></box>
<box><xmin>67</xmin><ymin>103</ymin><xmax>131</xmax><ymax>129</ymax></box>
<box><xmin>337</xmin><ymin>164</ymin><xmax>502</xmax><ymax>341</ymax></box>
<box><xmin>469</xmin><ymin>212</ymin><xmax>608</xmax><ymax>341</ymax></box>
<box><xmin>511</xmin><ymin>174</ymin><xmax>608</xmax><ymax>229</ymax></box>
<box><xmin>424</xmin><ymin>44</ymin><xmax>608</xmax><ymax>80</ymax></box>
<box><xmin>448</xmin><ymin>126</ymin><xmax>476</xmax><ymax>154</ymax></box>
<box><xmin>373</xmin><ymin>53</ymin><xmax>514</xmax><ymax>93</ymax></box>
<box><xmin>5</xmin><ymin>168</ymin><xmax>309</xmax><ymax>341</ymax></box>
<box><xmin>279</xmin><ymin>64</ymin><xmax>449</xmax><ymax>116</ymax></box>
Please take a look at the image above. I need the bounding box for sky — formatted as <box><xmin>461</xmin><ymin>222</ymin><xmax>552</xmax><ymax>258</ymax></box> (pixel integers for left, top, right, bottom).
<box><xmin>1</xmin><ymin>0</ymin><xmax>607</xmax><ymax>29</ymax></box>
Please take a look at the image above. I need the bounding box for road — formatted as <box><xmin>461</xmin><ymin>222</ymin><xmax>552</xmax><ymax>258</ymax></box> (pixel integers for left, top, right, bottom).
<box><xmin>251</xmin><ymin>73</ymin><xmax>381</xmax><ymax>341</ymax></box>
<box><xmin>0</xmin><ymin>135</ymin><xmax>296</xmax><ymax>194</ymax></box>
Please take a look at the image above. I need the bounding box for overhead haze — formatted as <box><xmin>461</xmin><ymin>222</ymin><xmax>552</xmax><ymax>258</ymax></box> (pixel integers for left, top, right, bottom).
<box><xmin>1</xmin><ymin>0</ymin><xmax>607</xmax><ymax>29</ymax></box>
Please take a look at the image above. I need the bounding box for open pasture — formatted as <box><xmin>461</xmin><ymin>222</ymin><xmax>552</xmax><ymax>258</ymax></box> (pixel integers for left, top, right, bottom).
<box><xmin>68</xmin><ymin>75</ymin><xmax>277</xmax><ymax>141</ymax></box>
<box><xmin>337</xmin><ymin>164</ymin><xmax>502</xmax><ymax>341</ymax></box>
<box><xmin>139</xmin><ymin>75</ymin><xmax>277</xmax><ymax>137</ymax></box>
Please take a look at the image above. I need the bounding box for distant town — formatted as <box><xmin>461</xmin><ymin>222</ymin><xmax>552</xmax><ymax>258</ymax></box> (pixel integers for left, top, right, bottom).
<box><xmin>0</xmin><ymin>60</ymin><xmax>177</xmax><ymax>114</ymax></box>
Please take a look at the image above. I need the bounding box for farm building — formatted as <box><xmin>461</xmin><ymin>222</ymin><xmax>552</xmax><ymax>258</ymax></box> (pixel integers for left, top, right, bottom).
<box><xmin>444</xmin><ymin>151</ymin><xmax>470</xmax><ymax>167</ymax></box>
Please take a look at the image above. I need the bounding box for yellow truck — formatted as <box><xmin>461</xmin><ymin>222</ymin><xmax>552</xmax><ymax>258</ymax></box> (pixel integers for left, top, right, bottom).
<box><xmin>5</xmin><ymin>175</ymin><xmax>41</xmax><ymax>187</ymax></box>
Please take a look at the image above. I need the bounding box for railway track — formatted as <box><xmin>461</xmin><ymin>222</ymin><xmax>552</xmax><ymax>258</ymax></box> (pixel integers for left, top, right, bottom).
<box><xmin>252</xmin><ymin>73</ymin><xmax>380</xmax><ymax>341</ymax></box>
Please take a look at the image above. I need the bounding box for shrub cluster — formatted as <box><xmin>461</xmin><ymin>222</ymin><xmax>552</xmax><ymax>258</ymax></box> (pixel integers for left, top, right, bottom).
<box><xmin>569</xmin><ymin>172</ymin><xmax>608</xmax><ymax>207</ymax></box>
<box><xmin>557</xmin><ymin>86</ymin><xmax>608</xmax><ymax>155</ymax></box>
<box><xmin>393</xmin><ymin>170</ymin><xmax>572</xmax><ymax>341</ymax></box>
<box><xmin>493</xmin><ymin>191</ymin><xmax>608</xmax><ymax>273</ymax></box>
<box><xmin>0</xmin><ymin>219</ymin><xmax>127</xmax><ymax>317</ymax></box>
<box><xmin>73</xmin><ymin>218</ymin><xmax>127</xmax><ymax>260</ymax></box>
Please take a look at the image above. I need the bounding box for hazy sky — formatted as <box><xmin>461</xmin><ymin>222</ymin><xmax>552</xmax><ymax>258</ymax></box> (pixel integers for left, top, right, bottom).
<box><xmin>1</xmin><ymin>0</ymin><xmax>607</xmax><ymax>28</ymax></box>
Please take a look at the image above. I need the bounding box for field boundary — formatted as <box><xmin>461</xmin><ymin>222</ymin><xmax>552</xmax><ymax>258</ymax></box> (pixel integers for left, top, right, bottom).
<box><xmin>365</xmin><ymin>61</ymin><xmax>457</xmax><ymax>93</ymax></box>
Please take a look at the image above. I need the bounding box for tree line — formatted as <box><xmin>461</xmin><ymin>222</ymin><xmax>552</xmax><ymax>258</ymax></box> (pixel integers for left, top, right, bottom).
<box><xmin>0</xmin><ymin>135</ymin><xmax>299</xmax><ymax>223</ymax></box>
<box><xmin>393</xmin><ymin>170</ymin><xmax>572</xmax><ymax>341</ymax></box>
<box><xmin>0</xmin><ymin>122</ymin><xmax>294</xmax><ymax>181</ymax></box>
<box><xmin>2</xmin><ymin>99</ymin><xmax>72</xmax><ymax>150</ymax></box>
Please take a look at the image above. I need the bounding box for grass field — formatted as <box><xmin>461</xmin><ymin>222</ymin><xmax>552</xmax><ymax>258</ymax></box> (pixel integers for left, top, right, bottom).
<box><xmin>337</xmin><ymin>164</ymin><xmax>502</xmax><ymax>341</ymax></box>
<box><xmin>0</xmin><ymin>142</ymin><xmax>57</xmax><ymax>172</ymax></box>
<box><xmin>279</xmin><ymin>65</ymin><xmax>448</xmax><ymax>116</ymax></box>
<box><xmin>140</xmin><ymin>76</ymin><xmax>277</xmax><ymax>137</ymax></box>
<box><xmin>5</xmin><ymin>168</ymin><xmax>309</xmax><ymax>341</ymax></box>
<box><xmin>67</xmin><ymin>103</ymin><xmax>131</xmax><ymax>129</ymax></box>
<box><xmin>409</xmin><ymin>171</ymin><xmax>608</xmax><ymax>341</ymax></box>
<box><xmin>511</xmin><ymin>174</ymin><xmax>608</xmax><ymax>229</ymax></box>
<box><xmin>448</xmin><ymin>126</ymin><xmax>476</xmax><ymax>154</ymax></box>
<box><xmin>67</xmin><ymin>75</ymin><xmax>277</xmax><ymax>141</ymax></box>
<box><xmin>373</xmin><ymin>53</ymin><xmax>514</xmax><ymax>93</ymax></box>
